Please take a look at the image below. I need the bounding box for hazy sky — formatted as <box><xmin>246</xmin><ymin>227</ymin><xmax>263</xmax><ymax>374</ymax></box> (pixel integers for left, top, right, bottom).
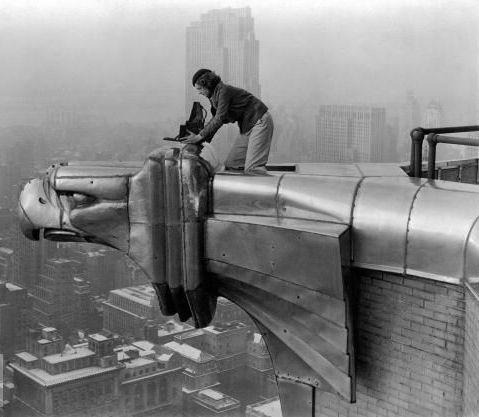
<box><xmin>0</xmin><ymin>0</ymin><xmax>477</xmax><ymax>124</ymax></box>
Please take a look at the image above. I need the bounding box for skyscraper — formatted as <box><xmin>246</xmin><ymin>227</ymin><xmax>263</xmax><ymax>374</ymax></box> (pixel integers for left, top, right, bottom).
<box><xmin>315</xmin><ymin>104</ymin><xmax>386</xmax><ymax>163</ymax></box>
<box><xmin>422</xmin><ymin>100</ymin><xmax>443</xmax><ymax>128</ymax></box>
<box><xmin>185</xmin><ymin>7</ymin><xmax>260</xmax><ymax>112</ymax></box>
<box><xmin>185</xmin><ymin>7</ymin><xmax>261</xmax><ymax>159</ymax></box>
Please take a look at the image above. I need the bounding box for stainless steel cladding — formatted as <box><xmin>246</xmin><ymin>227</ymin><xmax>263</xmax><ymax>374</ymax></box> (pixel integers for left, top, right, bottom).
<box><xmin>18</xmin><ymin>151</ymin><xmax>479</xmax><ymax>409</ymax></box>
<box><xmin>211</xmin><ymin>171</ymin><xmax>479</xmax><ymax>285</ymax></box>
<box><xmin>17</xmin><ymin>147</ymin><xmax>215</xmax><ymax>328</ymax></box>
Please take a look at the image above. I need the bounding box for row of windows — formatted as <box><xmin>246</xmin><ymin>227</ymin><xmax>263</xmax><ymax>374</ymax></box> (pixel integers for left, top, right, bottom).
<box><xmin>52</xmin><ymin>382</ymin><xmax>113</xmax><ymax>412</ymax></box>
<box><xmin>124</xmin><ymin>363</ymin><xmax>165</xmax><ymax>379</ymax></box>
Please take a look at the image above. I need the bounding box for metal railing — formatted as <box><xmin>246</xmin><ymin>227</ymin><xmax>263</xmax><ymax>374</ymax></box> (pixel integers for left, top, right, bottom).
<box><xmin>409</xmin><ymin>125</ymin><xmax>479</xmax><ymax>178</ymax></box>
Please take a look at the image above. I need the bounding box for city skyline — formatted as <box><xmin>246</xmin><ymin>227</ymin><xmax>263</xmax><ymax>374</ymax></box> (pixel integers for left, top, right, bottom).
<box><xmin>1</xmin><ymin>2</ymin><xmax>479</xmax><ymax>416</ymax></box>
<box><xmin>0</xmin><ymin>0</ymin><xmax>476</xmax><ymax>130</ymax></box>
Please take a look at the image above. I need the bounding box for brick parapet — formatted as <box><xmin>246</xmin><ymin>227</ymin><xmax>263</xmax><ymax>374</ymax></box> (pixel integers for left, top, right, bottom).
<box><xmin>316</xmin><ymin>271</ymin><xmax>466</xmax><ymax>417</ymax></box>
<box><xmin>463</xmin><ymin>284</ymin><xmax>479</xmax><ymax>417</ymax></box>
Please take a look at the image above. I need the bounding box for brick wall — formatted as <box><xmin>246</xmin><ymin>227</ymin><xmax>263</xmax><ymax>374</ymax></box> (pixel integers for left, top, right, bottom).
<box><xmin>316</xmin><ymin>271</ymin><xmax>466</xmax><ymax>417</ymax></box>
<box><xmin>463</xmin><ymin>285</ymin><xmax>479</xmax><ymax>417</ymax></box>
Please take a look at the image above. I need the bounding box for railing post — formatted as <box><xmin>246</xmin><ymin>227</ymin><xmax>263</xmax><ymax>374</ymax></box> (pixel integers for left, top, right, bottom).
<box><xmin>411</xmin><ymin>129</ymin><xmax>425</xmax><ymax>177</ymax></box>
<box><xmin>427</xmin><ymin>134</ymin><xmax>438</xmax><ymax>179</ymax></box>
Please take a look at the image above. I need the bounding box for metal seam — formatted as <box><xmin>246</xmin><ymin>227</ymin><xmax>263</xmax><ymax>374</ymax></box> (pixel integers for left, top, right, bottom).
<box><xmin>54</xmin><ymin>174</ymin><xmax>134</xmax><ymax>179</ymax></box>
<box><xmin>403</xmin><ymin>180</ymin><xmax>427</xmax><ymax>275</ymax></box>
<box><xmin>125</xmin><ymin>177</ymin><xmax>131</xmax><ymax>256</ymax></box>
<box><xmin>178</xmin><ymin>148</ymin><xmax>196</xmax><ymax>323</ymax></box>
<box><xmin>348</xmin><ymin>177</ymin><xmax>366</xmax><ymax>263</ymax></box>
<box><xmin>275</xmin><ymin>174</ymin><xmax>286</xmax><ymax>219</ymax></box>
<box><xmin>462</xmin><ymin>215</ymin><xmax>479</xmax><ymax>283</ymax></box>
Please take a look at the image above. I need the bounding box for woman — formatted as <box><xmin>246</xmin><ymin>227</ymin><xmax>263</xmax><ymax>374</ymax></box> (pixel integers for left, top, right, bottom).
<box><xmin>183</xmin><ymin>69</ymin><xmax>274</xmax><ymax>175</ymax></box>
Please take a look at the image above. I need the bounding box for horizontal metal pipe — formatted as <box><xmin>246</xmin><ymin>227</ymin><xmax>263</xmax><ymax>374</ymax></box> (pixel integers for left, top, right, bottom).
<box><xmin>410</xmin><ymin>126</ymin><xmax>479</xmax><ymax>177</ymax></box>
<box><xmin>433</xmin><ymin>135</ymin><xmax>479</xmax><ymax>147</ymax></box>
<box><xmin>419</xmin><ymin>125</ymin><xmax>479</xmax><ymax>135</ymax></box>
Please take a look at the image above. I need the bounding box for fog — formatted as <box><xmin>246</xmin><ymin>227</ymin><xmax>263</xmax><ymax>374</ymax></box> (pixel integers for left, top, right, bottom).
<box><xmin>0</xmin><ymin>0</ymin><xmax>477</xmax><ymax>127</ymax></box>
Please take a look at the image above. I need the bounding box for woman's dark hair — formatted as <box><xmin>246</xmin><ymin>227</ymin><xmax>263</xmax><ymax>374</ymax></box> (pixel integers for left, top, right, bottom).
<box><xmin>194</xmin><ymin>70</ymin><xmax>221</xmax><ymax>92</ymax></box>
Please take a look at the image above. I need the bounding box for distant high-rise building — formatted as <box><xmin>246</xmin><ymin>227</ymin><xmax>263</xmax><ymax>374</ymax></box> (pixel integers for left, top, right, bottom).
<box><xmin>185</xmin><ymin>7</ymin><xmax>261</xmax><ymax>159</ymax></box>
<box><xmin>30</xmin><ymin>258</ymin><xmax>92</xmax><ymax>336</ymax></box>
<box><xmin>186</xmin><ymin>7</ymin><xmax>260</xmax><ymax>109</ymax></box>
<box><xmin>422</xmin><ymin>100</ymin><xmax>444</xmax><ymax>128</ymax></box>
<box><xmin>0</xmin><ymin>282</ymin><xmax>29</xmax><ymax>357</ymax></box>
<box><xmin>0</xmin><ymin>249</ymin><xmax>13</xmax><ymax>282</ymax></box>
<box><xmin>396</xmin><ymin>91</ymin><xmax>421</xmax><ymax>161</ymax></box>
<box><xmin>315</xmin><ymin>105</ymin><xmax>386</xmax><ymax>162</ymax></box>
<box><xmin>0</xmin><ymin>353</ymin><xmax>14</xmax><ymax>411</ymax></box>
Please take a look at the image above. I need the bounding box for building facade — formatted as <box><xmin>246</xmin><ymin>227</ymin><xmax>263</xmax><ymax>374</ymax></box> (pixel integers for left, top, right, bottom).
<box><xmin>185</xmin><ymin>7</ymin><xmax>260</xmax><ymax>108</ymax></box>
<box><xmin>102</xmin><ymin>285</ymin><xmax>163</xmax><ymax>339</ymax></box>
<box><xmin>0</xmin><ymin>282</ymin><xmax>28</xmax><ymax>357</ymax></box>
<box><xmin>185</xmin><ymin>7</ymin><xmax>261</xmax><ymax>160</ymax></box>
<box><xmin>315</xmin><ymin>104</ymin><xmax>386</xmax><ymax>163</ymax></box>
<box><xmin>30</xmin><ymin>258</ymin><xmax>93</xmax><ymax>336</ymax></box>
<box><xmin>10</xmin><ymin>330</ymin><xmax>184</xmax><ymax>417</ymax></box>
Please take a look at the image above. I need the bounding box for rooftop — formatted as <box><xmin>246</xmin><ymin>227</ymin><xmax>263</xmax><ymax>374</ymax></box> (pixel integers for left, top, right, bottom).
<box><xmin>157</xmin><ymin>320</ymin><xmax>194</xmax><ymax>336</ymax></box>
<box><xmin>43</xmin><ymin>327</ymin><xmax>57</xmax><ymax>333</ymax></box>
<box><xmin>157</xmin><ymin>352</ymin><xmax>175</xmax><ymax>362</ymax></box>
<box><xmin>194</xmin><ymin>388</ymin><xmax>240</xmax><ymax>411</ymax></box>
<box><xmin>204</xmin><ymin>321</ymin><xmax>247</xmax><ymax>334</ymax></box>
<box><xmin>10</xmin><ymin>362</ymin><xmax>119</xmax><ymax>387</ymax></box>
<box><xmin>89</xmin><ymin>333</ymin><xmax>109</xmax><ymax>342</ymax></box>
<box><xmin>0</xmin><ymin>247</ymin><xmax>13</xmax><ymax>255</ymax></box>
<box><xmin>42</xmin><ymin>346</ymin><xmax>94</xmax><ymax>364</ymax></box>
<box><xmin>247</xmin><ymin>398</ymin><xmax>282</xmax><ymax>417</ymax></box>
<box><xmin>132</xmin><ymin>340</ymin><xmax>155</xmax><ymax>352</ymax></box>
<box><xmin>3</xmin><ymin>282</ymin><xmax>23</xmax><ymax>292</ymax></box>
<box><xmin>15</xmin><ymin>352</ymin><xmax>38</xmax><ymax>363</ymax></box>
<box><xmin>110</xmin><ymin>285</ymin><xmax>156</xmax><ymax>306</ymax></box>
<box><xmin>49</xmin><ymin>258</ymin><xmax>77</xmax><ymax>265</ymax></box>
<box><xmin>174</xmin><ymin>329</ymin><xmax>204</xmax><ymax>340</ymax></box>
<box><xmin>123</xmin><ymin>357</ymin><xmax>155</xmax><ymax>369</ymax></box>
<box><xmin>164</xmin><ymin>341</ymin><xmax>214</xmax><ymax>363</ymax></box>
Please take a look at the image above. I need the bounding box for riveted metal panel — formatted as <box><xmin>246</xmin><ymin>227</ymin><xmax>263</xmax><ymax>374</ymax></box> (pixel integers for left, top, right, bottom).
<box><xmin>128</xmin><ymin>151</ymin><xmax>166</xmax><ymax>289</ymax></box>
<box><xmin>53</xmin><ymin>166</ymin><xmax>136</xmax><ymax>200</ymax></box>
<box><xmin>277</xmin><ymin>379</ymin><xmax>315</xmax><ymax>417</ymax></box>
<box><xmin>207</xmin><ymin>260</ymin><xmax>346</xmax><ymax>326</ymax></box>
<box><xmin>69</xmin><ymin>201</ymin><xmax>129</xmax><ymax>251</ymax></box>
<box><xmin>278</xmin><ymin>175</ymin><xmax>360</xmax><ymax>224</ymax></box>
<box><xmin>253</xmin><ymin>321</ymin><xmax>335</xmax><ymax>394</ymax></box>
<box><xmin>216</xmin><ymin>281</ymin><xmax>352</xmax><ymax>399</ymax></box>
<box><xmin>407</xmin><ymin>181</ymin><xmax>479</xmax><ymax>283</ymax></box>
<box><xmin>352</xmin><ymin>177</ymin><xmax>425</xmax><ymax>272</ymax></box>
<box><xmin>212</xmin><ymin>173</ymin><xmax>280</xmax><ymax>216</ymax></box>
<box><xmin>206</xmin><ymin>216</ymin><xmax>349</xmax><ymax>299</ymax></box>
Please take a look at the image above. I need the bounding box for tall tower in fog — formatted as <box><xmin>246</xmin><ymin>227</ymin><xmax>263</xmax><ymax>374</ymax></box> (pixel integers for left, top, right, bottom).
<box><xmin>185</xmin><ymin>7</ymin><xmax>260</xmax><ymax>111</ymax></box>
<box><xmin>315</xmin><ymin>105</ymin><xmax>386</xmax><ymax>163</ymax></box>
<box><xmin>422</xmin><ymin>101</ymin><xmax>443</xmax><ymax>128</ymax></box>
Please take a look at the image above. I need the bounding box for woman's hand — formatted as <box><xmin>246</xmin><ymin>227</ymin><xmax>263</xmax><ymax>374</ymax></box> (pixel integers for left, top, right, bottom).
<box><xmin>181</xmin><ymin>131</ymin><xmax>204</xmax><ymax>144</ymax></box>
